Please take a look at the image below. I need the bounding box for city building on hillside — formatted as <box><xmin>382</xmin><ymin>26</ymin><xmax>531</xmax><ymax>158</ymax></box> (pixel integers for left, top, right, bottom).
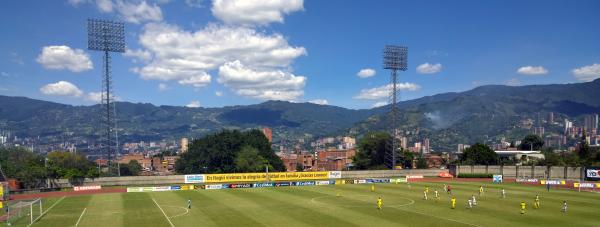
<box><xmin>117</xmin><ymin>153</ymin><xmax>144</xmax><ymax>164</ymax></box>
<box><xmin>180</xmin><ymin>137</ymin><xmax>188</xmax><ymax>153</ymax></box>
<box><xmin>261</xmin><ymin>127</ymin><xmax>273</xmax><ymax>143</ymax></box>
<box><xmin>495</xmin><ymin>150</ymin><xmax>544</xmax><ymax>164</ymax></box>
<box><xmin>424</xmin><ymin>154</ymin><xmax>444</xmax><ymax>168</ymax></box>
<box><xmin>316</xmin><ymin>148</ymin><xmax>355</xmax><ymax>171</ymax></box>
<box><xmin>278</xmin><ymin>152</ymin><xmax>316</xmax><ymax>172</ymax></box>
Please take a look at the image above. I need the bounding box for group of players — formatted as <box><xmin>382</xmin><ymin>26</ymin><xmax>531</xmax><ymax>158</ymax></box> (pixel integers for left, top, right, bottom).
<box><xmin>374</xmin><ymin>183</ymin><xmax>569</xmax><ymax>214</ymax></box>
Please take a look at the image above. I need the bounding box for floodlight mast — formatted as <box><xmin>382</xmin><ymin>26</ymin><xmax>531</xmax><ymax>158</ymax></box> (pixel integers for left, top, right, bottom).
<box><xmin>87</xmin><ymin>19</ymin><xmax>124</xmax><ymax>175</ymax></box>
<box><xmin>383</xmin><ymin>45</ymin><xmax>408</xmax><ymax>169</ymax></box>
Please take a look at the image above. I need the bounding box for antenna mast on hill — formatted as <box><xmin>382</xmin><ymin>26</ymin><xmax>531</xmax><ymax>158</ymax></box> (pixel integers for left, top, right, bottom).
<box><xmin>383</xmin><ymin>45</ymin><xmax>408</xmax><ymax>169</ymax></box>
<box><xmin>87</xmin><ymin>19</ymin><xmax>125</xmax><ymax>174</ymax></box>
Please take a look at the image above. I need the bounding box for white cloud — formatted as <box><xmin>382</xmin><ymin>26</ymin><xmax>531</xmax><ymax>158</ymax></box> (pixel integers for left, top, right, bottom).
<box><xmin>371</xmin><ymin>101</ymin><xmax>387</xmax><ymax>108</ymax></box>
<box><xmin>123</xmin><ymin>48</ymin><xmax>152</xmax><ymax>63</ymax></box>
<box><xmin>218</xmin><ymin>60</ymin><xmax>305</xmax><ymax>101</ymax></box>
<box><xmin>185</xmin><ymin>100</ymin><xmax>201</xmax><ymax>108</ymax></box>
<box><xmin>416</xmin><ymin>63</ymin><xmax>442</xmax><ymax>74</ymax></box>
<box><xmin>87</xmin><ymin>0</ymin><xmax>162</xmax><ymax>23</ymax></box>
<box><xmin>357</xmin><ymin>68</ymin><xmax>376</xmax><ymax>78</ymax></box>
<box><xmin>96</xmin><ymin>0</ymin><xmax>114</xmax><ymax>12</ymax></box>
<box><xmin>572</xmin><ymin>63</ymin><xmax>600</xmax><ymax>82</ymax></box>
<box><xmin>309</xmin><ymin>99</ymin><xmax>328</xmax><ymax>105</ymax></box>
<box><xmin>133</xmin><ymin>22</ymin><xmax>306</xmax><ymax>90</ymax></box>
<box><xmin>177</xmin><ymin>73</ymin><xmax>212</xmax><ymax>87</ymax></box>
<box><xmin>36</xmin><ymin>46</ymin><xmax>93</xmax><ymax>72</ymax></box>
<box><xmin>85</xmin><ymin>91</ymin><xmax>122</xmax><ymax>102</ymax></box>
<box><xmin>157</xmin><ymin>83</ymin><xmax>169</xmax><ymax>91</ymax></box>
<box><xmin>517</xmin><ymin>66</ymin><xmax>548</xmax><ymax>75</ymax></box>
<box><xmin>40</xmin><ymin>81</ymin><xmax>83</xmax><ymax>97</ymax></box>
<box><xmin>215</xmin><ymin>91</ymin><xmax>223</xmax><ymax>97</ymax></box>
<box><xmin>115</xmin><ymin>0</ymin><xmax>163</xmax><ymax>24</ymax></box>
<box><xmin>354</xmin><ymin>83</ymin><xmax>421</xmax><ymax>100</ymax></box>
<box><xmin>211</xmin><ymin>0</ymin><xmax>304</xmax><ymax>26</ymax></box>
<box><xmin>185</xmin><ymin>0</ymin><xmax>203</xmax><ymax>8</ymax></box>
<box><xmin>68</xmin><ymin>0</ymin><xmax>88</xmax><ymax>6</ymax></box>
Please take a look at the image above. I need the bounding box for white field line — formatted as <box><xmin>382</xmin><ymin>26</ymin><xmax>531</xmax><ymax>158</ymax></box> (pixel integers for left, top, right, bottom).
<box><xmin>28</xmin><ymin>196</ymin><xmax>66</xmax><ymax>227</ymax></box>
<box><xmin>75</xmin><ymin>208</ymin><xmax>87</xmax><ymax>227</ymax></box>
<box><xmin>152</xmin><ymin>198</ymin><xmax>175</xmax><ymax>227</ymax></box>
<box><xmin>162</xmin><ymin>206</ymin><xmax>189</xmax><ymax>219</ymax></box>
<box><xmin>390</xmin><ymin>206</ymin><xmax>482</xmax><ymax>227</ymax></box>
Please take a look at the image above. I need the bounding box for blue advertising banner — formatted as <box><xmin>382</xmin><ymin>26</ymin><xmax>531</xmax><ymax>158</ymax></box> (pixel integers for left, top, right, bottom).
<box><xmin>275</xmin><ymin>182</ymin><xmax>292</xmax><ymax>187</ymax></box>
<box><xmin>253</xmin><ymin>183</ymin><xmax>275</xmax><ymax>188</ymax></box>
<box><xmin>293</xmin><ymin>181</ymin><xmax>316</xmax><ymax>186</ymax></box>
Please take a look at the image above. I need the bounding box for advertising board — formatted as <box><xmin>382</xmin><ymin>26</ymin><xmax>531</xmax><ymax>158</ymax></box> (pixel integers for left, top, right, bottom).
<box><xmin>229</xmin><ymin>183</ymin><xmax>253</xmax><ymax>188</ymax></box>
<box><xmin>574</xmin><ymin>183</ymin><xmax>595</xmax><ymax>188</ymax></box>
<box><xmin>390</xmin><ymin>178</ymin><xmax>407</xmax><ymax>183</ymax></box>
<box><xmin>293</xmin><ymin>181</ymin><xmax>316</xmax><ymax>186</ymax></box>
<box><xmin>516</xmin><ymin>178</ymin><xmax>539</xmax><ymax>183</ymax></box>
<box><xmin>184</xmin><ymin>174</ymin><xmax>205</xmax><ymax>184</ymax></box>
<box><xmin>275</xmin><ymin>182</ymin><xmax>292</xmax><ymax>187</ymax></box>
<box><xmin>184</xmin><ymin>171</ymin><xmax>338</xmax><ymax>183</ymax></box>
<box><xmin>585</xmin><ymin>167</ymin><xmax>600</xmax><ymax>181</ymax></box>
<box><xmin>540</xmin><ymin>180</ymin><xmax>565</xmax><ymax>185</ymax></box>
<box><xmin>493</xmin><ymin>175</ymin><xmax>503</xmax><ymax>183</ymax></box>
<box><xmin>205</xmin><ymin>184</ymin><xmax>224</xmax><ymax>190</ymax></box>
<box><xmin>253</xmin><ymin>183</ymin><xmax>274</xmax><ymax>188</ymax></box>
<box><xmin>315</xmin><ymin>180</ymin><xmax>333</xmax><ymax>185</ymax></box>
<box><xmin>74</xmin><ymin>185</ymin><xmax>101</xmax><ymax>191</ymax></box>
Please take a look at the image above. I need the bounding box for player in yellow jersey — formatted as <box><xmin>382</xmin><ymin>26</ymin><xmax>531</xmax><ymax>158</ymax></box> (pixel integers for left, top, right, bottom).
<box><xmin>371</xmin><ymin>185</ymin><xmax>375</xmax><ymax>192</ymax></box>
<box><xmin>426</xmin><ymin>187</ymin><xmax>429</xmax><ymax>193</ymax></box>
<box><xmin>534</xmin><ymin>194</ymin><xmax>540</xmax><ymax>208</ymax></box>
<box><xmin>377</xmin><ymin>197</ymin><xmax>383</xmax><ymax>210</ymax></box>
<box><xmin>479</xmin><ymin>185</ymin><xmax>484</xmax><ymax>196</ymax></box>
<box><xmin>451</xmin><ymin>197</ymin><xmax>456</xmax><ymax>209</ymax></box>
<box><xmin>520</xmin><ymin>201</ymin><xmax>526</xmax><ymax>214</ymax></box>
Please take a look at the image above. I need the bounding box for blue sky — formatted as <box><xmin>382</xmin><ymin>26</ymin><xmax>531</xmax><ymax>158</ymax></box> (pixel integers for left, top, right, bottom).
<box><xmin>1</xmin><ymin>0</ymin><xmax>600</xmax><ymax>109</ymax></box>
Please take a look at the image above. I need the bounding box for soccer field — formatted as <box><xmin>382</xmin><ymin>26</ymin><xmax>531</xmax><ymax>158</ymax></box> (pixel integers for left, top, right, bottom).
<box><xmin>10</xmin><ymin>181</ymin><xmax>600</xmax><ymax>227</ymax></box>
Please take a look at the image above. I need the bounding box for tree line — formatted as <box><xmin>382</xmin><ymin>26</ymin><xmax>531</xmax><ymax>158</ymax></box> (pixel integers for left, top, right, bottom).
<box><xmin>0</xmin><ymin>147</ymin><xmax>144</xmax><ymax>189</ymax></box>
<box><xmin>175</xmin><ymin>129</ymin><xmax>285</xmax><ymax>174</ymax></box>
<box><xmin>351</xmin><ymin>131</ymin><xmax>600</xmax><ymax>169</ymax></box>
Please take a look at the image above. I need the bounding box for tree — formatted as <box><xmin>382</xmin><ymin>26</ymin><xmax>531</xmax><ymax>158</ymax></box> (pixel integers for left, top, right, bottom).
<box><xmin>415</xmin><ymin>156</ymin><xmax>428</xmax><ymax>169</ymax></box>
<box><xmin>235</xmin><ymin>146</ymin><xmax>269</xmax><ymax>173</ymax></box>
<box><xmin>460</xmin><ymin>143</ymin><xmax>498</xmax><ymax>165</ymax></box>
<box><xmin>128</xmin><ymin>160</ymin><xmax>142</xmax><ymax>176</ymax></box>
<box><xmin>518</xmin><ymin>135</ymin><xmax>544</xmax><ymax>151</ymax></box>
<box><xmin>175</xmin><ymin>130</ymin><xmax>284</xmax><ymax>174</ymax></box>
<box><xmin>576</xmin><ymin>131</ymin><xmax>592</xmax><ymax>165</ymax></box>
<box><xmin>296</xmin><ymin>163</ymin><xmax>304</xmax><ymax>172</ymax></box>
<box><xmin>46</xmin><ymin>151</ymin><xmax>98</xmax><ymax>183</ymax></box>
<box><xmin>352</xmin><ymin>132</ymin><xmax>390</xmax><ymax>170</ymax></box>
<box><xmin>537</xmin><ymin>148</ymin><xmax>564</xmax><ymax>166</ymax></box>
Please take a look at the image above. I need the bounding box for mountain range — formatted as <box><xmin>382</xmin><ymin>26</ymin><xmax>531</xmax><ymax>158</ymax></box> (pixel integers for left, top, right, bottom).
<box><xmin>1</xmin><ymin>78</ymin><xmax>599</xmax><ymax>152</ymax></box>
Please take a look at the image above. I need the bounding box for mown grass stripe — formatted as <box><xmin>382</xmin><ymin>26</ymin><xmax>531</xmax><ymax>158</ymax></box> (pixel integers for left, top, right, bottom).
<box><xmin>152</xmin><ymin>198</ymin><xmax>175</xmax><ymax>227</ymax></box>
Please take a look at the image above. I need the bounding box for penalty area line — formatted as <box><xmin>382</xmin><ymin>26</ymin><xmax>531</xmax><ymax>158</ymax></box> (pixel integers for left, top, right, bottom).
<box><xmin>28</xmin><ymin>196</ymin><xmax>66</xmax><ymax>227</ymax></box>
<box><xmin>390</xmin><ymin>206</ymin><xmax>482</xmax><ymax>227</ymax></box>
<box><xmin>152</xmin><ymin>198</ymin><xmax>175</xmax><ymax>227</ymax></box>
<box><xmin>75</xmin><ymin>208</ymin><xmax>87</xmax><ymax>227</ymax></box>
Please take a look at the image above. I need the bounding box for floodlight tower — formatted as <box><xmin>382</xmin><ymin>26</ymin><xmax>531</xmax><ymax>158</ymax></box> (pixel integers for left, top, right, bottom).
<box><xmin>87</xmin><ymin>19</ymin><xmax>125</xmax><ymax>173</ymax></box>
<box><xmin>383</xmin><ymin>45</ymin><xmax>408</xmax><ymax>169</ymax></box>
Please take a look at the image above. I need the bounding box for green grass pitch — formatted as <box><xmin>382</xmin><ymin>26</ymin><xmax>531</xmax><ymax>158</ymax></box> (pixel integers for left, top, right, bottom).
<box><xmin>9</xmin><ymin>181</ymin><xmax>600</xmax><ymax>227</ymax></box>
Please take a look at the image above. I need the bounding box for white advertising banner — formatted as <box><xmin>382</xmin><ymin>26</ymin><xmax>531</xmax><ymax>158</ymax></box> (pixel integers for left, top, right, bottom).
<box><xmin>185</xmin><ymin>174</ymin><xmax>206</xmax><ymax>183</ymax></box>
<box><xmin>328</xmin><ymin>171</ymin><xmax>342</xmax><ymax>179</ymax></box>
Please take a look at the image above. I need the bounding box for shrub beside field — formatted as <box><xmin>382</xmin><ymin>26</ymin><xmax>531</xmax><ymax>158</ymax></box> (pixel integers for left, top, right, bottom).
<box><xmin>457</xmin><ymin>173</ymin><xmax>493</xmax><ymax>178</ymax></box>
